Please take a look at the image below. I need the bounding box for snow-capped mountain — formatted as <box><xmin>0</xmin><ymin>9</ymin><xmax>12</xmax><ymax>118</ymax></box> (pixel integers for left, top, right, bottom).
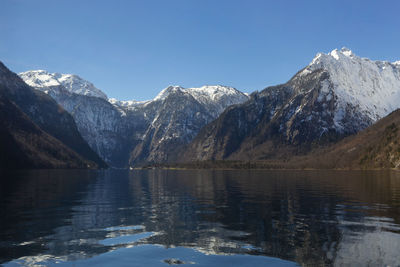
<box><xmin>302</xmin><ymin>47</ymin><xmax>400</xmax><ymax>126</ymax></box>
<box><xmin>113</xmin><ymin>84</ymin><xmax>249</xmax><ymax>116</ymax></box>
<box><xmin>19</xmin><ymin>70</ymin><xmax>130</xmax><ymax>165</ymax></box>
<box><xmin>113</xmin><ymin>85</ymin><xmax>249</xmax><ymax>165</ymax></box>
<box><xmin>19</xmin><ymin>70</ymin><xmax>249</xmax><ymax>166</ymax></box>
<box><xmin>185</xmin><ymin>48</ymin><xmax>400</xmax><ymax>161</ymax></box>
<box><xmin>20</xmin><ymin>70</ymin><xmax>108</xmax><ymax>99</ymax></box>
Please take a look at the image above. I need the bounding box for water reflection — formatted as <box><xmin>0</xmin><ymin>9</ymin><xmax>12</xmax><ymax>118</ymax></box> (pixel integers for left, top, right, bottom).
<box><xmin>1</xmin><ymin>169</ymin><xmax>400</xmax><ymax>266</ymax></box>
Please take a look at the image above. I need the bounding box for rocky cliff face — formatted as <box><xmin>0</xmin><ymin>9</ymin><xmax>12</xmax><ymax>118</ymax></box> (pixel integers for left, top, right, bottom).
<box><xmin>185</xmin><ymin>48</ymin><xmax>400</xmax><ymax>161</ymax></box>
<box><xmin>19</xmin><ymin>70</ymin><xmax>249</xmax><ymax>167</ymax></box>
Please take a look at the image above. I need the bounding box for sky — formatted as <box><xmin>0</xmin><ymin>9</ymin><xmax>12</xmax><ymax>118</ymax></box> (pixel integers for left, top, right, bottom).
<box><xmin>1</xmin><ymin>0</ymin><xmax>400</xmax><ymax>101</ymax></box>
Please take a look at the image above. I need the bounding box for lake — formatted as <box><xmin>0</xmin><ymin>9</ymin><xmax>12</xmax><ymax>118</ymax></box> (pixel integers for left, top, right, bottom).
<box><xmin>0</xmin><ymin>169</ymin><xmax>399</xmax><ymax>266</ymax></box>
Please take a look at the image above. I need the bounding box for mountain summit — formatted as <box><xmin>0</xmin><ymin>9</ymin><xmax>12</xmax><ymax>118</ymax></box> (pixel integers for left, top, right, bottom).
<box><xmin>304</xmin><ymin>47</ymin><xmax>400</xmax><ymax>124</ymax></box>
<box><xmin>20</xmin><ymin>70</ymin><xmax>108</xmax><ymax>100</ymax></box>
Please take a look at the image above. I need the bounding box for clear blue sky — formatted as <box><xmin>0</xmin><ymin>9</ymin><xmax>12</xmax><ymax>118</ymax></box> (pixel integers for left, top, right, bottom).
<box><xmin>1</xmin><ymin>0</ymin><xmax>399</xmax><ymax>100</ymax></box>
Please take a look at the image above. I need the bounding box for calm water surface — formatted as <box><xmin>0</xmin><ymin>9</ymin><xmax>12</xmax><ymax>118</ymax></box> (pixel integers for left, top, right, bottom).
<box><xmin>1</xmin><ymin>169</ymin><xmax>400</xmax><ymax>266</ymax></box>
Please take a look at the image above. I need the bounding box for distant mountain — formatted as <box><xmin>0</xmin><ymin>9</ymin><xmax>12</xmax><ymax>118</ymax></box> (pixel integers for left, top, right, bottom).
<box><xmin>0</xmin><ymin>62</ymin><xmax>106</xmax><ymax>169</ymax></box>
<box><xmin>19</xmin><ymin>70</ymin><xmax>249</xmax><ymax>167</ymax></box>
<box><xmin>20</xmin><ymin>70</ymin><xmax>107</xmax><ymax>99</ymax></box>
<box><xmin>127</xmin><ymin>85</ymin><xmax>249</xmax><ymax>165</ymax></box>
<box><xmin>184</xmin><ymin>48</ymin><xmax>400</xmax><ymax>161</ymax></box>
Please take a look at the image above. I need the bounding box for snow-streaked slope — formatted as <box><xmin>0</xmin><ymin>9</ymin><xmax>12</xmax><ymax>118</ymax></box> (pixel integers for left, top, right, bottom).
<box><xmin>19</xmin><ymin>70</ymin><xmax>108</xmax><ymax>100</ymax></box>
<box><xmin>19</xmin><ymin>71</ymin><xmax>135</xmax><ymax>166</ymax></box>
<box><xmin>187</xmin><ymin>85</ymin><xmax>249</xmax><ymax>117</ymax></box>
<box><xmin>154</xmin><ymin>85</ymin><xmax>184</xmax><ymax>101</ymax></box>
<box><xmin>121</xmin><ymin>84</ymin><xmax>249</xmax><ymax>164</ymax></box>
<box><xmin>52</xmin><ymin>92</ymin><xmax>134</xmax><ymax>166</ymax></box>
<box><xmin>108</xmin><ymin>98</ymin><xmax>150</xmax><ymax>110</ymax></box>
<box><xmin>303</xmin><ymin>47</ymin><xmax>400</xmax><ymax>128</ymax></box>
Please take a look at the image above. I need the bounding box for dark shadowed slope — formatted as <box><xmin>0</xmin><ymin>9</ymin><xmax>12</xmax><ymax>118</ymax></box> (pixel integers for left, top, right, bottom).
<box><xmin>294</xmin><ymin>109</ymin><xmax>400</xmax><ymax>169</ymax></box>
<box><xmin>0</xmin><ymin>91</ymin><xmax>98</xmax><ymax>170</ymax></box>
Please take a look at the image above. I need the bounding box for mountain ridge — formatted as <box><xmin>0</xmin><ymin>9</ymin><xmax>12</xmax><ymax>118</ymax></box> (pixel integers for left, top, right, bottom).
<box><xmin>15</xmin><ymin>48</ymin><xmax>400</xmax><ymax>168</ymax></box>
<box><xmin>20</xmin><ymin>70</ymin><xmax>108</xmax><ymax>100</ymax></box>
<box><xmin>19</xmin><ymin>71</ymin><xmax>249</xmax><ymax>167</ymax></box>
<box><xmin>183</xmin><ymin>48</ymin><xmax>400</xmax><ymax>162</ymax></box>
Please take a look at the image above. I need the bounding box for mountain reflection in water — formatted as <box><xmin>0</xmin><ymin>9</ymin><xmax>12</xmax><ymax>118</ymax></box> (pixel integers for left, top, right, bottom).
<box><xmin>0</xmin><ymin>169</ymin><xmax>399</xmax><ymax>266</ymax></box>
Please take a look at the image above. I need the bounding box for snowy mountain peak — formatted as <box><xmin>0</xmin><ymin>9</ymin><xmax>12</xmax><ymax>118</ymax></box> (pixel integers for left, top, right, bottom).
<box><xmin>309</xmin><ymin>48</ymin><xmax>356</xmax><ymax>67</ymax></box>
<box><xmin>19</xmin><ymin>70</ymin><xmax>62</xmax><ymax>88</ymax></box>
<box><xmin>339</xmin><ymin>47</ymin><xmax>354</xmax><ymax>57</ymax></box>
<box><xmin>19</xmin><ymin>70</ymin><xmax>108</xmax><ymax>100</ymax></box>
<box><xmin>303</xmin><ymin>48</ymin><xmax>400</xmax><ymax>126</ymax></box>
<box><xmin>327</xmin><ymin>47</ymin><xmax>355</xmax><ymax>60</ymax></box>
<box><xmin>111</xmin><ymin>85</ymin><xmax>248</xmax><ymax>113</ymax></box>
<box><xmin>186</xmin><ymin>85</ymin><xmax>247</xmax><ymax>104</ymax></box>
<box><xmin>54</xmin><ymin>73</ymin><xmax>107</xmax><ymax>100</ymax></box>
<box><xmin>187</xmin><ymin>85</ymin><xmax>242</xmax><ymax>97</ymax></box>
<box><xmin>153</xmin><ymin>85</ymin><xmax>248</xmax><ymax>103</ymax></box>
<box><xmin>154</xmin><ymin>85</ymin><xmax>184</xmax><ymax>101</ymax></box>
